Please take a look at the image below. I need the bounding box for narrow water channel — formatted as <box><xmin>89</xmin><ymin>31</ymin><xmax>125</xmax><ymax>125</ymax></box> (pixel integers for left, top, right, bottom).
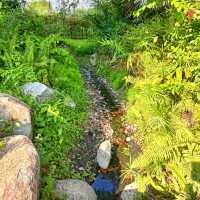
<box><xmin>81</xmin><ymin>68</ymin><xmax>126</xmax><ymax>200</ymax></box>
<box><xmin>75</xmin><ymin>67</ymin><xmax>129</xmax><ymax>199</ymax></box>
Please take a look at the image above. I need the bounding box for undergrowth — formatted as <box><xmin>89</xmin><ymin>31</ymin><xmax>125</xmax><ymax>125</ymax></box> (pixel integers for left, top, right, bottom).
<box><xmin>2</xmin><ymin>0</ymin><xmax>200</xmax><ymax>199</ymax></box>
<box><xmin>89</xmin><ymin>0</ymin><xmax>200</xmax><ymax>199</ymax></box>
<box><xmin>0</xmin><ymin>10</ymin><xmax>89</xmax><ymax>199</ymax></box>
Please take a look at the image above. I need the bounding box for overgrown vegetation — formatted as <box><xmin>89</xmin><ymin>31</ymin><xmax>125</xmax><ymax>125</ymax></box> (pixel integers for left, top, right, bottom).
<box><xmin>90</xmin><ymin>0</ymin><xmax>200</xmax><ymax>199</ymax></box>
<box><xmin>1</xmin><ymin>0</ymin><xmax>200</xmax><ymax>199</ymax></box>
<box><xmin>0</xmin><ymin>6</ymin><xmax>90</xmax><ymax>199</ymax></box>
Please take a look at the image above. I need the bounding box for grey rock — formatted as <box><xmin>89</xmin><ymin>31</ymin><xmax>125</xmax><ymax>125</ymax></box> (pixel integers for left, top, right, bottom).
<box><xmin>78</xmin><ymin>167</ymin><xmax>85</xmax><ymax>171</ymax></box>
<box><xmin>55</xmin><ymin>179</ymin><xmax>97</xmax><ymax>200</ymax></box>
<box><xmin>97</xmin><ymin>140</ymin><xmax>111</xmax><ymax>169</ymax></box>
<box><xmin>120</xmin><ymin>183</ymin><xmax>137</xmax><ymax>200</ymax></box>
<box><xmin>13</xmin><ymin>123</ymin><xmax>32</xmax><ymax>137</ymax></box>
<box><xmin>22</xmin><ymin>82</ymin><xmax>54</xmax><ymax>102</ymax></box>
<box><xmin>0</xmin><ymin>94</ymin><xmax>32</xmax><ymax>139</ymax></box>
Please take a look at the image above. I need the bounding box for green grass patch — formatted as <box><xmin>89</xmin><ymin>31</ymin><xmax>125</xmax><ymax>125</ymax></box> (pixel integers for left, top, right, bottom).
<box><xmin>64</xmin><ymin>39</ymin><xmax>97</xmax><ymax>55</ymax></box>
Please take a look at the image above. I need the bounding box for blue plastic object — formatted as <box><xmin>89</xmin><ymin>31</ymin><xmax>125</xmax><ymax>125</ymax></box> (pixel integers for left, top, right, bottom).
<box><xmin>92</xmin><ymin>174</ymin><xmax>116</xmax><ymax>194</ymax></box>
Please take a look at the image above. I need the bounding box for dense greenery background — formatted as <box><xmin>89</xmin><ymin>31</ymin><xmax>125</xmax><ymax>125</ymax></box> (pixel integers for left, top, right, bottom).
<box><xmin>1</xmin><ymin>0</ymin><xmax>200</xmax><ymax>199</ymax></box>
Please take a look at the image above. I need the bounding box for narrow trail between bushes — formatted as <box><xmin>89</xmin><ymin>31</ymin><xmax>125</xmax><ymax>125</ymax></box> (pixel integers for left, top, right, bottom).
<box><xmin>70</xmin><ymin>63</ymin><xmax>125</xmax><ymax>199</ymax></box>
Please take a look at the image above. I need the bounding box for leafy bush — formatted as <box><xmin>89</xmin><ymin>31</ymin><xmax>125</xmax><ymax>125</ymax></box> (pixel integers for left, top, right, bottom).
<box><xmin>0</xmin><ymin>11</ymin><xmax>88</xmax><ymax>199</ymax></box>
<box><xmin>119</xmin><ymin>4</ymin><xmax>200</xmax><ymax>199</ymax></box>
<box><xmin>87</xmin><ymin>0</ymin><xmax>128</xmax><ymax>38</ymax></box>
<box><xmin>88</xmin><ymin>0</ymin><xmax>200</xmax><ymax>198</ymax></box>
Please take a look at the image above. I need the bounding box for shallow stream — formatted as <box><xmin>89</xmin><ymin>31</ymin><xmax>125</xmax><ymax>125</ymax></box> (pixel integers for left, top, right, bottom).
<box><xmin>80</xmin><ymin>67</ymin><xmax>129</xmax><ymax>200</ymax></box>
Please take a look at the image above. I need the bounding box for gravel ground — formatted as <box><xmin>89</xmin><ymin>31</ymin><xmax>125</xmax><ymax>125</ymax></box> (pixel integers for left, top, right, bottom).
<box><xmin>69</xmin><ymin>67</ymin><xmax>119</xmax><ymax>183</ymax></box>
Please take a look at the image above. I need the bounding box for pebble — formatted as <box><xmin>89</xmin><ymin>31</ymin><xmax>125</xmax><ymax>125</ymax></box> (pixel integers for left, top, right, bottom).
<box><xmin>79</xmin><ymin>167</ymin><xmax>85</xmax><ymax>171</ymax></box>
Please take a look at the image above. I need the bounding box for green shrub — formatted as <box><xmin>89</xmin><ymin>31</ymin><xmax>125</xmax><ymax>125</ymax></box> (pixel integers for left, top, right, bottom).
<box><xmin>121</xmin><ymin>6</ymin><xmax>200</xmax><ymax>199</ymax></box>
<box><xmin>0</xmin><ymin>11</ymin><xmax>88</xmax><ymax>199</ymax></box>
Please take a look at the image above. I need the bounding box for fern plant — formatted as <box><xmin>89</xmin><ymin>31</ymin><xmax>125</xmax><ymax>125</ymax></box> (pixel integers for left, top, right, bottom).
<box><xmin>125</xmin><ymin>79</ymin><xmax>200</xmax><ymax>198</ymax></box>
<box><xmin>122</xmin><ymin>5</ymin><xmax>200</xmax><ymax>198</ymax></box>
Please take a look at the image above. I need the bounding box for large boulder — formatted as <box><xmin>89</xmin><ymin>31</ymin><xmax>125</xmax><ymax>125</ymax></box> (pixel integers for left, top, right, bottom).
<box><xmin>0</xmin><ymin>93</ymin><xmax>32</xmax><ymax>139</ymax></box>
<box><xmin>0</xmin><ymin>135</ymin><xmax>40</xmax><ymax>200</ymax></box>
<box><xmin>55</xmin><ymin>179</ymin><xmax>97</xmax><ymax>200</ymax></box>
<box><xmin>97</xmin><ymin>140</ymin><xmax>112</xmax><ymax>169</ymax></box>
<box><xmin>22</xmin><ymin>82</ymin><xmax>54</xmax><ymax>102</ymax></box>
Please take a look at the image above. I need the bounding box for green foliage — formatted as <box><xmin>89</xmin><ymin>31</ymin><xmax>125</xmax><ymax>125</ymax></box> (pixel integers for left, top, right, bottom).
<box><xmin>87</xmin><ymin>0</ymin><xmax>128</xmax><ymax>38</ymax></box>
<box><xmin>63</xmin><ymin>39</ymin><xmax>97</xmax><ymax>55</ymax></box>
<box><xmin>33</xmin><ymin>95</ymin><xmax>87</xmax><ymax>199</ymax></box>
<box><xmin>88</xmin><ymin>1</ymin><xmax>200</xmax><ymax>198</ymax></box>
<box><xmin>118</xmin><ymin>4</ymin><xmax>200</xmax><ymax>199</ymax></box>
<box><xmin>1</xmin><ymin>0</ymin><xmax>20</xmax><ymax>9</ymax></box>
<box><xmin>2</xmin><ymin>1</ymin><xmax>200</xmax><ymax>199</ymax></box>
<box><xmin>97</xmin><ymin>62</ymin><xmax>128</xmax><ymax>90</ymax></box>
<box><xmin>0</xmin><ymin>11</ymin><xmax>88</xmax><ymax>199</ymax></box>
<box><xmin>133</xmin><ymin>0</ymin><xmax>200</xmax><ymax>18</ymax></box>
<box><xmin>100</xmin><ymin>38</ymin><xmax>127</xmax><ymax>62</ymax></box>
